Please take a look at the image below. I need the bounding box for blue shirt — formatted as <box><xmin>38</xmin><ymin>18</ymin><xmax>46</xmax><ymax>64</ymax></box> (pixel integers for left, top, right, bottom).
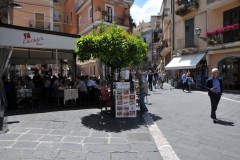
<box><xmin>181</xmin><ymin>74</ymin><xmax>187</xmax><ymax>83</ymax></box>
<box><xmin>212</xmin><ymin>78</ymin><xmax>221</xmax><ymax>92</ymax></box>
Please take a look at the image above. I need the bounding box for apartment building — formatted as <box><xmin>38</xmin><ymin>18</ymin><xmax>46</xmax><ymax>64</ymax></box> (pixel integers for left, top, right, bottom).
<box><xmin>158</xmin><ymin>0</ymin><xmax>240</xmax><ymax>90</ymax></box>
<box><xmin>206</xmin><ymin>0</ymin><xmax>240</xmax><ymax>90</ymax></box>
<box><xmin>64</xmin><ymin>0</ymin><xmax>134</xmax><ymax>77</ymax></box>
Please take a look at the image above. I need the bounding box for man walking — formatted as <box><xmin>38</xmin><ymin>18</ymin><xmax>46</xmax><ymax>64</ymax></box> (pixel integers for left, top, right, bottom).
<box><xmin>205</xmin><ymin>68</ymin><xmax>223</xmax><ymax>123</ymax></box>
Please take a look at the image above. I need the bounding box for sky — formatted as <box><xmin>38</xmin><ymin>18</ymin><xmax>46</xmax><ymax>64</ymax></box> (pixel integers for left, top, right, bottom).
<box><xmin>130</xmin><ymin>0</ymin><xmax>162</xmax><ymax>25</ymax></box>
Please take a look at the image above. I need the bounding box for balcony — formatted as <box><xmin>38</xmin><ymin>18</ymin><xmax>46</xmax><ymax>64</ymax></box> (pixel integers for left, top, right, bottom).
<box><xmin>93</xmin><ymin>11</ymin><xmax>130</xmax><ymax>27</ymax></box>
<box><xmin>175</xmin><ymin>0</ymin><xmax>199</xmax><ymax>17</ymax></box>
<box><xmin>29</xmin><ymin>20</ymin><xmax>50</xmax><ymax>30</ymax></box>
<box><xmin>207</xmin><ymin>29</ymin><xmax>240</xmax><ymax>46</ymax></box>
<box><xmin>206</xmin><ymin>0</ymin><xmax>239</xmax><ymax>10</ymax></box>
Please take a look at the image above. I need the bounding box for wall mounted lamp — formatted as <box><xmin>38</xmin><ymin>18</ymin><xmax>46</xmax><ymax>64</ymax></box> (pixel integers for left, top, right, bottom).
<box><xmin>195</xmin><ymin>27</ymin><xmax>207</xmax><ymax>41</ymax></box>
<box><xmin>8</xmin><ymin>2</ymin><xmax>22</xmax><ymax>9</ymax></box>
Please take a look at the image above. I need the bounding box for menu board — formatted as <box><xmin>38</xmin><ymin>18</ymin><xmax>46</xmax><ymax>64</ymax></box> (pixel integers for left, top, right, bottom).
<box><xmin>115</xmin><ymin>82</ymin><xmax>137</xmax><ymax>118</ymax></box>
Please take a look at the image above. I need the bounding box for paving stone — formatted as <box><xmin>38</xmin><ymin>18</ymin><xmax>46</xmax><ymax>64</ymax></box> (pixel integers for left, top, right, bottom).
<box><xmin>9</xmin><ymin>128</ymin><xmax>30</xmax><ymax>134</ymax></box>
<box><xmin>130</xmin><ymin>143</ymin><xmax>158</xmax><ymax>152</ymax></box>
<box><xmin>62</xmin><ymin>136</ymin><xmax>83</xmax><ymax>143</ymax></box>
<box><xmin>49</xmin><ymin>129</ymin><xmax>71</xmax><ymax>136</ymax></box>
<box><xmin>36</xmin><ymin>142</ymin><xmax>62</xmax><ymax>150</ymax></box>
<box><xmin>56</xmin><ymin>150</ymin><xmax>88</xmax><ymax>160</ymax></box>
<box><xmin>60</xmin><ymin>143</ymin><xmax>82</xmax><ymax>152</ymax></box>
<box><xmin>111</xmin><ymin>152</ymin><xmax>138</xmax><ymax>160</ymax></box>
<box><xmin>82</xmin><ymin>144</ymin><xmax>103</xmax><ymax>152</ymax></box>
<box><xmin>110</xmin><ymin>137</ymin><xmax>128</xmax><ymax>144</ymax></box>
<box><xmin>137</xmin><ymin>151</ymin><xmax>163</xmax><ymax>160</ymax></box>
<box><xmin>11</xmin><ymin>141</ymin><xmax>39</xmax><ymax>149</ymax></box>
<box><xmin>83</xmin><ymin>137</ymin><xmax>108</xmax><ymax>144</ymax></box>
<box><xmin>90</xmin><ymin>132</ymin><xmax>110</xmax><ymax>137</ymax></box>
<box><xmin>0</xmin><ymin>133</ymin><xmax>21</xmax><ymax>140</ymax></box>
<box><xmin>86</xmin><ymin>152</ymin><xmax>110</xmax><ymax>160</ymax></box>
<box><xmin>124</xmin><ymin>133</ymin><xmax>152</xmax><ymax>142</ymax></box>
<box><xmin>71</xmin><ymin>131</ymin><xmax>91</xmax><ymax>137</ymax></box>
<box><xmin>39</xmin><ymin>135</ymin><xmax>64</xmax><ymax>142</ymax></box>
<box><xmin>101</xmin><ymin>144</ymin><xmax>130</xmax><ymax>152</ymax></box>
<box><xmin>18</xmin><ymin>134</ymin><xmax>43</xmax><ymax>141</ymax></box>
<box><xmin>28</xmin><ymin>128</ymin><xmax>51</xmax><ymax>134</ymax></box>
<box><xmin>0</xmin><ymin>140</ymin><xmax>15</xmax><ymax>147</ymax></box>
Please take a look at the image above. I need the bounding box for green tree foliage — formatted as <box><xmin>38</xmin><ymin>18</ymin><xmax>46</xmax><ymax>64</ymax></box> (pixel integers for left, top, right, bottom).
<box><xmin>75</xmin><ymin>23</ymin><xmax>147</xmax><ymax>69</ymax></box>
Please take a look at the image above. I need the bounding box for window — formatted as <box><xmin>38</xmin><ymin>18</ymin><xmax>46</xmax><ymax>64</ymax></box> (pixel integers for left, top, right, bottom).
<box><xmin>105</xmin><ymin>6</ymin><xmax>113</xmax><ymax>22</ymax></box>
<box><xmin>70</xmin><ymin>12</ymin><xmax>72</xmax><ymax>21</ymax></box>
<box><xmin>185</xmin><ymin>18</ymin><xmax>194</xmax><ymax>47</ymax></box>
<box><xmin>223</xmin><ymin>6</ymin><xmax>240</xmax><ymax>26</ymax></box>
<box><xmin>54</xmin><ymin>0</ymin><xmax>59</xmax><ymax>2</ymax></box>
<box><xmin>35</xmin><ymin>13</ymin><xmax>44</xmax><ymax>29</ymax></box>
<box><xmin>89</xmin><ymin>7</ymin><xmax>93</xmax><ymax>19</ymax></box>
<box><xmin>53</xmin><ymin>9</ymin><xmax>60</xmax><ymax>21</ymax></box>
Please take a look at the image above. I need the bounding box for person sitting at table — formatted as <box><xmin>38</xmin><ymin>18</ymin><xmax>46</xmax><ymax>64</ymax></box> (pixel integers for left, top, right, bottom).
<box><xmin>100</xmin><ymin>80</ymin><xmax>112</xmax><ymax>106</ymax></box>
<box><xmin>87</xmin><ymin>76</ymin><xmax>98</xmax><ymax>87</ymax></box>
<box><xmin>51</xmin><ymin>78</ymin><xmax>64</xmax><ymax>105</ymax></box>
<box><xmin>75</xmin><ymin>77</ymin><xmax>88</xmax><ymax>93</ymax></box>
<box><xmin>26</xmin><ymin>76</ymin><xmax>35</xmax><ymax>89</ymax></box>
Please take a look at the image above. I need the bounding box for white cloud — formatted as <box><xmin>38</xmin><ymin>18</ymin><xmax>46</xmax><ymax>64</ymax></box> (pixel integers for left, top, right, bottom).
<box><xmin>130</xmin><ymin>0</ymin><xmax>162</xmax><ymax>25</ymax></box>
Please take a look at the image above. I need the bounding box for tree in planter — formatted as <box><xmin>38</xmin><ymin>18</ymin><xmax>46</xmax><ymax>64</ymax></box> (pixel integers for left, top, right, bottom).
<box><xmin>75</xmin><ymin>22</ymin><xmax>148</xmax><ymax>115</ymax></box>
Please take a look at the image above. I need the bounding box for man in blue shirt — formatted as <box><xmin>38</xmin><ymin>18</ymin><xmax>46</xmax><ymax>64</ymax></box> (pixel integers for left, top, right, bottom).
<box><xmin>205</xmin><ymin>68</ymin><xmax>223</xmax><ymax>123</ymax></box>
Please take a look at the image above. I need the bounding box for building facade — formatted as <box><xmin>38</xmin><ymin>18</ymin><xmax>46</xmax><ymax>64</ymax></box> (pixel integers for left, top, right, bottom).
<box><xmin>159</xmin><ymin>0</ymin><xmax>240</xmax><ymax>90</ymax></box>
<box><xmin>64</xmin><ymin>0</ymin><xmax>134</xmax><ymax>78</ymax></box>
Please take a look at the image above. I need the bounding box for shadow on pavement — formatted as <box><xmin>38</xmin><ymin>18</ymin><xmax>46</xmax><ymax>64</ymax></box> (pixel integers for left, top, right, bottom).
<box><xmin>81</xmin><ymin>112</ymin><xmax>162</xmax><ymax>133</ymax></box>
<box><xmin>216</xmin><ymin>119</ymin><xmax>235</xmax><ymax>126</ymax></box>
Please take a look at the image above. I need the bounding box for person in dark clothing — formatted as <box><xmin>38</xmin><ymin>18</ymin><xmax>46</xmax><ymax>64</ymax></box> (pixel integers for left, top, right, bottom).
<box><xmin>147</xmin><ymin>69</ymin><xmax>153</xmax><ymax>91</ymax></box>
<box><xmin>205</xmin><ymin>68</ymin><xmax>223</xmax><ymax>123</ymax></box>
<box><xmin>2</xmin><ymin>76</ymin><xmax>16</xmax><ymax>109</ymax></box>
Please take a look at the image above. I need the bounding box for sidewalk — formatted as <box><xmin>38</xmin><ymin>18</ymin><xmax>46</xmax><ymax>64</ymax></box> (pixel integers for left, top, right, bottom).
<box><xmin>0</xmin><ymin>105</ymin><xmax>163</xmax><ymax>160</ymax></box>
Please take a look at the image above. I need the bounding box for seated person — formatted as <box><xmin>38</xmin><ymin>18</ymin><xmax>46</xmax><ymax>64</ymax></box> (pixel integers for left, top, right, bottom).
<box><xmin>75</xmin><ymin>77</ymin><xmax>88</xmax><ymax>93</ymax></box>
<box><xmin>86</xmin><ymin>76</ymin><xmax>98</xmax><ymax>87</ymax></box>
<box><xmin>100</xmin><ymin>80</ymin><xmax>112</xmax><ymax>106</ymax></box>
<box><xmin>26</xmin><ymin>76</ymin><xmax>35</xmax><ymax>89</ymax></box>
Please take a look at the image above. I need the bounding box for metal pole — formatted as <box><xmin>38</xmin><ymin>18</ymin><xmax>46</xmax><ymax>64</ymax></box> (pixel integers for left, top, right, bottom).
<box><xmin>56</xmin><ymin>49</ymin><xmax>58</xmax><ymax>77</ymax></box>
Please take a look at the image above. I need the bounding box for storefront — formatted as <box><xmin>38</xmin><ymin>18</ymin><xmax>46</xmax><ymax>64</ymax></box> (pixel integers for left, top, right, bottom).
<box><xmin>207</xmin><ymin>47</ymin><xmax>240</xmax><ymax>91</ymax></box>
<box><xmin>0</xmin><ymin>23</ymin><xmax>79</xmax><ymax>78</ymax></box>
<box><xmin>0</xmin><ymin>23</ymin><xmax>79</xmax><ymax>133</ymax></box>
<box><xmin>164</xmin><ymin>51</ymin><xmax>207</xmax><ymax>89</ymax></box>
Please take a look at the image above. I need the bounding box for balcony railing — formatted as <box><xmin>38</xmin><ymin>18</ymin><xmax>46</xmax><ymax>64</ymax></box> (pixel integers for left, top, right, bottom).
<box><xmin>93</xmin><ymin>11</ymin><xmax>130</xmax><ymax>27</ymax></box>
<box><xmin>29</xmin><ymin>20</ymin><xmax>50</xmax><ymax>30</ymax></box>
<box><xmin>207</xmin><ymin>29</ymin><xmax>240</xmax><ymax>45</ymax></box>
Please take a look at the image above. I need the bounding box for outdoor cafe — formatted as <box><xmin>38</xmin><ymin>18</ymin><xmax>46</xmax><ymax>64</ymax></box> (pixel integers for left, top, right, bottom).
<box><xmin>0</xmin><ymin>23</ymin><xmax>81</xmax><ymax>129</ymax></box>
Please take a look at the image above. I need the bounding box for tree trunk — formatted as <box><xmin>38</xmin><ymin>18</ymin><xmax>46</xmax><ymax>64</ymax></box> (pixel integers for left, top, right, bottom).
<box><xmin>110</xmin><ymin>68</ymin><xmax>115</xmax><ymax>116</ymax></box>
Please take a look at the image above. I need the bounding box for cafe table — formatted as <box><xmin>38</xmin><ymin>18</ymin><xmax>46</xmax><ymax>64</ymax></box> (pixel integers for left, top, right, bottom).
<box><xmin>64</xmin><ymin>89</ymin><xmax>78</xmax><ymax>105</ymax></box>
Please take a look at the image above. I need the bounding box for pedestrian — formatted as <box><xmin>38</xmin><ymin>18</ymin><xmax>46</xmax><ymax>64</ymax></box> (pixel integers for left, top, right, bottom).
<box><xmin>181</xmin><ymin>70</ymin><xmax>188</xmax><ymax>92</ymax></box>
<box><xmin>205</xmin><ymin>68</ymin><xmax>223</xmax><ymax>123</ymax></box>
<box><xmin>147</xmin><ymin>69</ymin><xmax>153</xmax><ymax>91</ymax></box>
<box><xmin>136</xmin><ymin>70</ymin><xmax>149</xmax><ymax>113</ymax></box>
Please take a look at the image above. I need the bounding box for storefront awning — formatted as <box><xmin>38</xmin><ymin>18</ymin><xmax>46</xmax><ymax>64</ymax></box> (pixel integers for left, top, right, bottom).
<box><xmin>165</xmin><ymin>52</ymin><xmax>206</xmax><ymax>70</ymax></box>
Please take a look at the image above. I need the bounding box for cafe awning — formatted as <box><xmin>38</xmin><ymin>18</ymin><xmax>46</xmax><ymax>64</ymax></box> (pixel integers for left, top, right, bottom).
<box><xmin>165</xmin><ymin>52</ymin><xmax>207</xmax><ymax>70</ymax></box>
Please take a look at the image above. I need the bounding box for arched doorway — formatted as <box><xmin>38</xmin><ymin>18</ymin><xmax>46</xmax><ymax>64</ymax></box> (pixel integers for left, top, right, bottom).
<box><xmin>218</xmin><ymin>57</ymin><xmax>240</xmax><ymax>90</ymax></box>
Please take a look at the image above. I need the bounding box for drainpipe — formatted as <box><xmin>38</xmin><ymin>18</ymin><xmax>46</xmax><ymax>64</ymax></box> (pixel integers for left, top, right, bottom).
<box><xmin>92</xmin><ymin>0</ymin><xmax>94</xmax><ymax>24</ymax></box>
<box><xmin>170</xmin><ymin>0</ymin><xmax>175</xmax><ymax>59</ymax></box>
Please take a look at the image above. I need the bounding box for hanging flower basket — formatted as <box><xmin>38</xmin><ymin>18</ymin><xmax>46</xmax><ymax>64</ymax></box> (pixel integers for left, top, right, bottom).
<box><xmin>175</xmin><ymin>0</ymin><xmax>199</xmax><ymax>16</ymax></box>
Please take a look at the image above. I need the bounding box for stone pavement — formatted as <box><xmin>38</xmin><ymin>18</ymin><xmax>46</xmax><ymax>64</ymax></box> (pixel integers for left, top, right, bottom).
<box><xmin>0</xmin><ymin>106</ymin><xmax>163</xmax><ymax>160</ymax></box>
<box><xmin>0</xmin><ymin>85</ymin><xmax>239</xmax><ymax>160</ymax></box>
<box><xmin>147</xmin><ymin>84</ymin><xmax>240</xmax><ymax>160</ymax></box>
